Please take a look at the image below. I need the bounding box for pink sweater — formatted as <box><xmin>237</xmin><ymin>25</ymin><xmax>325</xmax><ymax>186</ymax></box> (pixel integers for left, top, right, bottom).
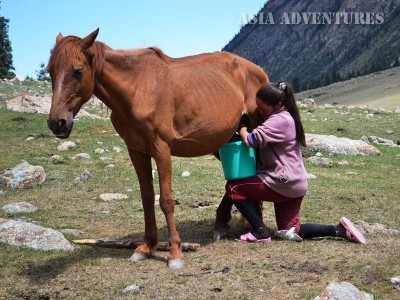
<box><xmin>248</xmin><ymin>109</ymin><xmax>308</xmax><ymax>198</ymax></box>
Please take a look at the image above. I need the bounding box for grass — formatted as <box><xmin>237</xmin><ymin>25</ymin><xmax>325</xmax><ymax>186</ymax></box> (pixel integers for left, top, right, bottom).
<box><xmin>0</xmin><ymin>82</ymin><xmax>399</xmax><ymax>299</ymax></box>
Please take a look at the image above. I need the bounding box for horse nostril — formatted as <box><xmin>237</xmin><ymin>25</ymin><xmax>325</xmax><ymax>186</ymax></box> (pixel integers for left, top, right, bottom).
<box><xmin>58</xmin><ymin>119</ymin><xmax>67</xmax><ymax>129</ymax></box>
<box><xmin>47</xmin><ymin>119</ymin><xmax>68</xmax><ymax>132</ymax></box>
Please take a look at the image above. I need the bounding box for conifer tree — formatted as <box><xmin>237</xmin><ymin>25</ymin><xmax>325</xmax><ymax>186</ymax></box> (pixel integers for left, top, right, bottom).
<box><xmin>0</xmin><ymin>3</ymin><xmax>15</xmax><ymax>79</ymax></box>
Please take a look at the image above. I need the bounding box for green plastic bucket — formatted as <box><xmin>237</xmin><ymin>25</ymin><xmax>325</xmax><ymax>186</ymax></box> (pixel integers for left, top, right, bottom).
<box><xmin>219</xmin><ymin>141</ymin><xmax>256</xmax><ymax>181</ymax></box>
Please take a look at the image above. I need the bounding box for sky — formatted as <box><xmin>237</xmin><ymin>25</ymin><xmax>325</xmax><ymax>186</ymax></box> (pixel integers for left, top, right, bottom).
<box><xmin>1</xmin><ymin>0</ymin><xmax>266</xmax><ymax>79</ymax></box>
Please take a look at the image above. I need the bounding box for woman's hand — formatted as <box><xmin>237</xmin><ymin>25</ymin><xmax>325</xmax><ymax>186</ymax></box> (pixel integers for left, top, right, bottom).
<box><xmin>239</xmin><ymin>127</ymin><xmax>250</xmax><ymax>147</ymax></box>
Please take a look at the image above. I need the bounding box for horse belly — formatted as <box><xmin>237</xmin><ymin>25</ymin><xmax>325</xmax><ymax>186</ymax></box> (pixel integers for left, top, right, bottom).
<box><xmin>169</xmin><ymin>124</ymin><xmax>237</xmax><ymax>157</ymax></box>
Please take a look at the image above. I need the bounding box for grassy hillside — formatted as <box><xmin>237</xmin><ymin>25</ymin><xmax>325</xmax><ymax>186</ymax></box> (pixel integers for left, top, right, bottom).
<box><xmin>0</xmin><ymin>78</ymin><xmax>399</xmax><ymax>299</ymax></box>
<box><xmin>297</xmin><ymin>66</ymin><xmax>400</xmax><ymax>110</ymax></box>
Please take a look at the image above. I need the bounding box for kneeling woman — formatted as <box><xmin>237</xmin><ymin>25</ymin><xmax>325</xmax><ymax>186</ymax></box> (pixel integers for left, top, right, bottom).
<box><xmin>215</xmin><ymin>82</ymin><xmax>365</xmax><ymax>244</ymax></box>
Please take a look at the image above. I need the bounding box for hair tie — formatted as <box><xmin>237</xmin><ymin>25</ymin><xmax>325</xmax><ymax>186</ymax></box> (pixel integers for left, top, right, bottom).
<box><xmin>278</xmin><ymin>82</ymin><xmax>287</xmax><ymax>92</ymax></box>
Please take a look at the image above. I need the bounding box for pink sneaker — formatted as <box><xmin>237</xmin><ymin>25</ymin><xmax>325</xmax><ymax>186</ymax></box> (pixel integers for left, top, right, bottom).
<box><xmin>235</xmin><ymin>232</ymin><xmax>272</xmax><ymax>244</ymax></box>
<box><xmin>340</xmin><ymin>217</ymin><xmax>366</xmax><ymax>244</ymax></box>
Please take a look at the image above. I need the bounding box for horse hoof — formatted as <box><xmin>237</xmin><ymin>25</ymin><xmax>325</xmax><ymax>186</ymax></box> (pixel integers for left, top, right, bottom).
<box><xmin>129</xmin><ymin>252</ymin><xmax>148</xmax><ymax>262</ymax></box>
<box><xmin>213</xmin><ymin>228</ymin><xmax>229</xmax><ymax>241</ymax></box>
<box><xmin>168</xmin><ymin>258</ymin><xmax>185</xmax><ymax>269</ymax></box>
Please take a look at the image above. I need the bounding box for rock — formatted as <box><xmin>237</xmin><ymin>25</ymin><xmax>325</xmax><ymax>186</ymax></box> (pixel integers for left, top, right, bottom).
<box><xmin>307</xmin><ymin>156</ymin><xmax>333</xmax><ymax>167</ymax></box>
<box><xmin>74</xmin><ymin>170</ymin><xmax>92</xmax><ymax>184</ymax></box>
<box><xmin>57</xmin><ymin>141</ymin><xmax>76</xmax><ymax>151</ymax></box>
<box><xmin>394</xmin><ymin>107</ymin><xmax>400</xmax><ymax>113</ymax></box>
<box><xmin>0</xmin><ymin>219</ymin><xmax>74</xmax><ymax>251</ymax></box>
<box><xmin>155</xmin><ymin>194</ymin><xmax>160</xmax><ymax>206</ymax></box>
<box><xmin>2</xmin><ymin>202</ymin><xmax>38</xmax><ymax>213</ymax></box>
<box><xmin>99</xmin><ymin>193</ymin><xmax>128</xmax><ymax>201</ymax></box>
<box><xmin>306</xmin><ymin>134</ymin><xmax>381</xmax><ymax>156</ymax></box>
<box><xmin>354</xmin><ymin>220</ymin><xmax>399</xmax><ymax>237</ymax></box>
<box><xmin>368</xmin><ymin>136</ymin><xmax>396</xmax><ymax>146</ymax></box>
<box><xmin>122</xmin><ymin>284</ymin><xmax>141</xmax><ymax>293</ymax></box>
<box><xmin>6</xmin><ymin>93</ymin><xmax>101</xmax><ymax>119</ymax></box>
<box><xmin>386</xmin><ymin>129</ymin><xmax>394</xmax><ymax>135</ymax></box>
<box><xmin>113</xmin><ymin>146</ymin><xmax>122</xmax><ymax>153</ymax></box>
<box><xmin>50</xmin><ymin>155</ymin><xmax>64</xmax><ymax>164</ymax></box>
<box><xmin>95</xmin><ymin>148</ymin><xmax>105</xmax><ymax>154</ymax></box>
<box><xmin>99</xmin><ymin>157</ymin><xmax>113</xmax><ymax>161</ymax></box>
<box><xmin>391</xmin><ymin>276</ymin><xmax>400</xmax><ymax>290</ymax></box>
<box><xmin>307</xmin><ymin>173</ymin><xmax>317</xmax><ymax>180</ymax></box>
<box><xmin>314</xmin><ymin>282</ymin><xmax>374</xmax><ymax>300</ymax></box>
<box><xmin>71</xmin><ymin>153</ymin><xmax>91</xmax><ymax>160</ymax></box>
<box><xmin>182</xmin><ymin>171</ymin><xmax>190</xmax><ymax>177</ymax></box>
<box><xmin>301</xmin><ymin>98</ymin><xmax>316</xmax><ymax>107</ymax></box>
<box><xmin>0</xmin><ymin>161</ymin><xmax>46</xmax><ymax>189</ymax></box>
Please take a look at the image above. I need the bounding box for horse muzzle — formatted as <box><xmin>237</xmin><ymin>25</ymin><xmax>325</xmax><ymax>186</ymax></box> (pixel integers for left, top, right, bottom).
<box><xmin>47</xmin><ymin>119</ymin><xmax>73</xmax><ymax>139</ymax></box>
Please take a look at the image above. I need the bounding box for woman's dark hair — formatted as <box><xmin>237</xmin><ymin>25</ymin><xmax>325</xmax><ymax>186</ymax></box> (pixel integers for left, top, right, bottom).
<box><xmin>256</xmin><ymin>82</ymin><xmax>306</xmax><ymax>147</ymax></box>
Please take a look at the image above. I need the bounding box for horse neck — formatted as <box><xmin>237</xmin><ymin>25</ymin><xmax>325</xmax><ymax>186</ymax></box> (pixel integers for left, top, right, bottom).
<box><xmin>92</xmin><ymin>48</ymin><xmax>163</xmax><ymax>116</ymax></box>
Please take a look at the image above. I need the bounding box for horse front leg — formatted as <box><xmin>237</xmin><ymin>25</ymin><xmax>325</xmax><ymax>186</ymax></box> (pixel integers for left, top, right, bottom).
<box><xmin>127</xmin><ymin>148</ymin><xmax>158</xmax><ymax>262</ymax></box>
<box><xmin>154</xmin><ymin>141</ymin><xmax>184</xmax><ymax>269</ymax></box>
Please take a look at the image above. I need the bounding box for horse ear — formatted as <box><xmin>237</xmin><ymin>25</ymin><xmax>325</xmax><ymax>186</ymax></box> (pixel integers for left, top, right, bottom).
<box><xmin>80</xmin><ymin>28</ymin><xmax>99</xmax><ymax>50</ymax></box>
<box><xmin>56</xmin><ymin>33</ymin><xmax>64</xmax><ymax>43</ymax></box>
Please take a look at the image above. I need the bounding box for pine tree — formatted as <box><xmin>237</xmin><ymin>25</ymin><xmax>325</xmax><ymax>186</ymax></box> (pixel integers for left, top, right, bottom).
<box><xmin>0</xmin><ymin>12</ymin><xmax>15</xmax><ymax>79</ymax></box>
<box><xmin>36</xmin><ymin>62</ymin><xmax>50</xmax><ymax>81</ymax></box>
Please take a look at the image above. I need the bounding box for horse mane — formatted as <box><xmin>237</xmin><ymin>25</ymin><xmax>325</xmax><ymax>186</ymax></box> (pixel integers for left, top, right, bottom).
<box><xmin>47</xmin><ymin>36</ymin><xmax>109</xmax><ymax>76</ymax></box>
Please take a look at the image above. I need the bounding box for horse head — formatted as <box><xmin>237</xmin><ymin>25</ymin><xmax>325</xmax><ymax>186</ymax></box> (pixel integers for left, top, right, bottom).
<box><xmin>46</xmin><ymin>28</ymin><xmax>99</xmax><ymax>138</ymax></box>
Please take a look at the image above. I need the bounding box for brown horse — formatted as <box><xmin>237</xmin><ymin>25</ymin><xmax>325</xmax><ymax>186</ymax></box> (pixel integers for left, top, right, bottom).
<box><xmin>47</xmin><ymin>28</ymin><xmax>268</xmax><ymax>269</ymax></box>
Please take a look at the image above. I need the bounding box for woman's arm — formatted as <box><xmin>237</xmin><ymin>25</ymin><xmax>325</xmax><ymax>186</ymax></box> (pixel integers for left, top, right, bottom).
<box><xmin>239</xmin><ymin>127</ymin><xmax>250</xmax><ymax>147</ymax></box>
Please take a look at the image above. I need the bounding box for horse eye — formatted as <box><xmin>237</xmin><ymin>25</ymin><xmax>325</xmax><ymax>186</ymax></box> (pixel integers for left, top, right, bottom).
<box><xmin>73</xmin><ymin>67</ymin><xmax>83</xmax><ymax>77</ymax></box>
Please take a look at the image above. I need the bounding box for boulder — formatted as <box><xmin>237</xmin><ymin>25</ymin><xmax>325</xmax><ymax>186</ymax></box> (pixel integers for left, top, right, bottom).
<box><xmin>0</xmin><ymin>161</ymin><xmax>46</xmax><ymax>189</ymax></box>
<box><xmin>2</xmin><ymin>202</ymin><xmax>38</xmax><ymax>213</ymax></box>
<box><xmin>306</xmin><ymin>134</ymin><xmax>381</xmax><ymax>156</ymax></box>
<box><xmin>0</xmin><ymin>219</ymin><xmax>74</xmax><ymax>251</ymax></box>
<box><xmin>314</xmin><ymin>282</ymin><xmax>374</xmax><ymax>300</ymax></box>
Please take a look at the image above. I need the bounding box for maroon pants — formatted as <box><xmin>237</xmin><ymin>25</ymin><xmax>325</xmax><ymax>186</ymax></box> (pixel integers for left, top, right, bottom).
<box><xmin>225</xmin><ymin>176</ymin><xmax>303</xmax><ymax>233</ymax></box>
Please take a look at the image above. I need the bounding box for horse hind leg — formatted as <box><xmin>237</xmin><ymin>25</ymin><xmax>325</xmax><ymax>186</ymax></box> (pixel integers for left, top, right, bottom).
<box><xmin>126</xmin><ymin>149</ymin><xmax>158</xmax><ymax>262</ymax></box>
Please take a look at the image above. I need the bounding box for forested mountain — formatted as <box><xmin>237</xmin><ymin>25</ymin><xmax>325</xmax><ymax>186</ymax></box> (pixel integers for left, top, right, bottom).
<box><xmin>223</xmin><ymin>0</ymin><xmax>400</xmax><ymax>91</ymax></box>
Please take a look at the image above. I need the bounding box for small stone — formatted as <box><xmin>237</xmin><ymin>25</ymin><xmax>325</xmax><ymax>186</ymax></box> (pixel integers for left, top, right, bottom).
<box><xmin>2</xmin><ymin>202</ymin><xmax>38</xmax><ymax>213</ymax></box>
<box><xmin>391</xmin><ymin>276</ymin><xmax>400</xmax><ymax>290</ymax></box>
<box><xmin>155</xmin><ymin>194</ymin><xmax>160</xmax><ymax>206</ymax></box>
<box><xmin>50</xmin><ymin>155</ymin><xmax>64</xmax><ymax>164</ymax></box>
<box><xmin>95</xmin><ymin>148</ymin><xmax>105</xmax><ymax>154</ymax></box>
<box><xmin>26</xmin><ymin>136</ymin><xmax>35</xmax><ymax>141</ymax></box>
<box><xmin>74</xmin><ymin>170</ymin><xmax>92</xmax><ymax>184</ymax></box>
<box><xmin>386</xmin><ymin>129</ymin><xmax>394</xmax><ymax>135</ymax></box>
<box><xmin>99</xmin><ymin>193</ymin><xmax>128</xmax><ymax>201</ymax></box>
<box><xmin>182</xmin><ymin>171</ymin><xmax>190</xmax><ymax>177</ymax></box>
<box><xmin>307</xmin><ymin>173</ymin><xmax>317</xmax><ymax>180</ymax></box>
<box><xmin>105</xmin><ymin>164</ymin><xmax>116</xmax><ymax>168</ymax></box>
<box><xmin>122</xmin><ymin>284</ymin><xmax>141</xmax><ymax>293</ymax></box>
<box><xmin>113</xmin><ymin>147</ymin><xmax>122</xmax><ymax>153</ymax></box>
<box><xmin>57</xmin><ymin>141</ymin><xmax>76</xmax><ymax>151</ymax></box>
<box><xmin>307</xmin><ymin>156</ymin><xmax>333</xmax><ymax>167</ymax></box>
<box><xmin>99</xmin><ymin>157</ymin><xmax>113</xmax><ymax>161</ymax></box>
<box><xmin>71</xmin><ymin>153</ymin><xmax>91</xmax><ymax>160</ymax></box>
<box><xmin>337</xmin><ymin>160</ymin><xmax>349</xmax><ymax>165</ymax></box>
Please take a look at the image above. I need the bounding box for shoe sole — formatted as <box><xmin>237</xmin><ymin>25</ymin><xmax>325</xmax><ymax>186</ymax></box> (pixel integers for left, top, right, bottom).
<box><xmin>235</xmin><ymin>237</ymin><xmax>272</xmax><ymax>244</ymax></box>
<box><xmin>340</xmin><ymin>217</ymin><xmax>366</xmax><ymax>244</ymax></box>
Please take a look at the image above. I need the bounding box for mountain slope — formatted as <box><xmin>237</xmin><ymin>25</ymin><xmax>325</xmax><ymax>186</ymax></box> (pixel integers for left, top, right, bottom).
<box><xmin>223</xmin><ymin>0</ymin><xmax>400</xmax><ymax>91</ymax></box>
